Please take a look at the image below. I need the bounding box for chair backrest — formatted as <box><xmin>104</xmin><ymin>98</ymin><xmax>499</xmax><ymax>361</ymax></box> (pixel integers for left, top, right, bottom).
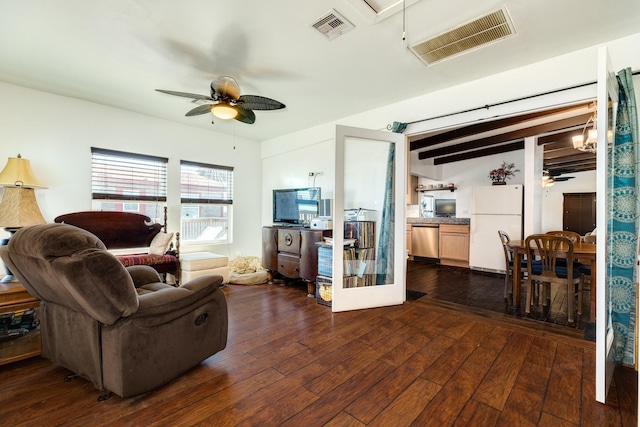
<box><xmin>498</xmin><ymin>230</ymin><xmax>513</xmax><ymax>265</ymax></box>
<box><xmin>525</xmin><ymin>234</ymin><xmax>575</xmax><ymax>279</ymax></box>
<box><xmin>0</xmin><ymin>223</ymin><xmax>139</xmax><ymax>325</ymax></box>
<box><xmin>545</xmin><ymin>230</ymin><xmax>582</xmax><ymax>243</ymax></box>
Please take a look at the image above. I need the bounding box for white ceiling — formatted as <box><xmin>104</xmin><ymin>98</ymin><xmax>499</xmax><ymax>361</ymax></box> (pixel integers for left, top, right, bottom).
<box><xmin>1</xmin><ymin>0</ymin><xmax>638</xmax><ymax>142</ymax></box>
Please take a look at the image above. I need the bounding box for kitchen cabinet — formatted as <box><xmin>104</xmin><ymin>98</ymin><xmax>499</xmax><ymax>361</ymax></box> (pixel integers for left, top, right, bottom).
<box><xmin>439</xmin><ymin>224</ymin><xmax>470</xmax><ymax>267</ymax></box>
<box><xmin>406</xmin><ymin>224</ymin><xmax>412</xmax><ymax>258</ymax></box>
<box><xmin>407</xmin><ymin>175</ymin><xmax>419</xmax><ymax>205</ymax></box>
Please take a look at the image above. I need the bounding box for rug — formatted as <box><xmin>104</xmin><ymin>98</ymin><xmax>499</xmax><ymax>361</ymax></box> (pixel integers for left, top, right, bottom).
<box><xmin>406</xmin><ymin>289</ymin><xmax>427</xmax><ymax>301</ymax></box>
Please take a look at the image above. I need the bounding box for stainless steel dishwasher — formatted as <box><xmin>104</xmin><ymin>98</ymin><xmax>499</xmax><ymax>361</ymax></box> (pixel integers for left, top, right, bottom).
<box><xmin>411</xmin><ymin>224</ymin><xmax>439</xmax><ymax>258</ymax></box>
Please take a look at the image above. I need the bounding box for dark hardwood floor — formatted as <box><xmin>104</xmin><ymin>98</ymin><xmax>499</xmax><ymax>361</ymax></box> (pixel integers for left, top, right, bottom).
<box><xmin>407</xmin><ymin>259</ymin><xmax>593</xmax><ymax>331</ymax></box>
<box><xmin>0</xmin><ymin>277</ymin><xmax>636</xmax><ymax>426</ymax></box>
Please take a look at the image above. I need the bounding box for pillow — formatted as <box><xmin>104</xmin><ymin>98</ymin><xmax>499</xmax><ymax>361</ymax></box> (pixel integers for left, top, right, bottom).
<box><xmin>148</xmin><ymin>232</ymin><xmax>174</xmax><ymax>255</ymax></box>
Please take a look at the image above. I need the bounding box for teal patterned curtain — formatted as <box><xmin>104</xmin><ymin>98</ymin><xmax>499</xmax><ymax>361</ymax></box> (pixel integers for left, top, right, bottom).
<box><xmin>608</xmin><ymin>67</ymin><xmax>638</xmax><ymax>365</ymax></box>
<box><xmin>376</xmin><ymin>143</ymin><xmax>395</xmax><ymax>285</ymax></box>
<box><xmin>375</xmin><ymin>122</ymin><xmax>406</xmax><ymax>285</ymax></box>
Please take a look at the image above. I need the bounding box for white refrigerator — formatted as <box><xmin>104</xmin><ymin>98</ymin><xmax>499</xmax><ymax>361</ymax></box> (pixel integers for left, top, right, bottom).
<box><xmin>469</xmin><ymin>184</ymin><xmax>523</xmax><ymax>273</ymax></box>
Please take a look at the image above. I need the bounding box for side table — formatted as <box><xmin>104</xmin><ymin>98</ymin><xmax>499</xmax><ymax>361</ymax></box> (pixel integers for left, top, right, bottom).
<box><xmin>0</xmin><ymin>282</ymin><xmax>41</xmax><ymax>365</ymax></box>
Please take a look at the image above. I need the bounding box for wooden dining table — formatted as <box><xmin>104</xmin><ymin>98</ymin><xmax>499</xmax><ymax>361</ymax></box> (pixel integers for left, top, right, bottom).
<box><xmin>506</xmin><ymin>240</ymin><xmax>597</xmax><ymax>319</ymax></box>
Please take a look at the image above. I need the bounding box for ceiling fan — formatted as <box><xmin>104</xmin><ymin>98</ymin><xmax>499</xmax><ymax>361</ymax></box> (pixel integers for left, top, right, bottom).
<box><xmin>156</xmin><ymin>76</ymin><xmax>285</xmax><ymax>124</ymax></box>
<box><xmin>543</xmin><ymin>169</ymin><xmax>575</xmax><ymax>186</ymax></box>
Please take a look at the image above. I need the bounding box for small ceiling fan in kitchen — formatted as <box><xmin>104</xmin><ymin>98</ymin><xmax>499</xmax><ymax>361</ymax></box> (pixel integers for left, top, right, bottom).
<box><xmin>543</xmin><ymin>169</ymin><xmax>575</xmax><ymax>186</ymax></box>
<box><xmin>156</xmin><ymin>76</ymin><xmax>285</xmax><ymax>124</ymax></box>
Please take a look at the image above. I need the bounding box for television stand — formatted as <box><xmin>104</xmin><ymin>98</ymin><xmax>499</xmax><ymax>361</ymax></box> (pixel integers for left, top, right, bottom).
<box><xmin>262</xmin><ymin>226</ymin><xmax>330</xmax><ymax>296</ymax></box>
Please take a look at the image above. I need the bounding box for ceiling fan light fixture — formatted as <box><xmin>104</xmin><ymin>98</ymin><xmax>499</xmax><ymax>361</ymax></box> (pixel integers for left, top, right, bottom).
<box><xmin>211</xmin><ymin>103</ymin><xmax>238</xmax><ymax>120</ymax></box>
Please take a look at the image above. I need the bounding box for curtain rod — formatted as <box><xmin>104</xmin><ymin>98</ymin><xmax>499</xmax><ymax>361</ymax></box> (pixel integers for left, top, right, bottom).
<box><xmin>387</xmin><ymin>69</ymin><xmax>640</xmax><ymax>131</ymax></box>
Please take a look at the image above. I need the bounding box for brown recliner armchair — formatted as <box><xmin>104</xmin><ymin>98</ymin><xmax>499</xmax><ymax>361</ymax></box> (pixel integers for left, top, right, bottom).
<box><xmin>0</xmin><ymin>223</ymin><xmax>228</xmax><ymax>398</ymax></box>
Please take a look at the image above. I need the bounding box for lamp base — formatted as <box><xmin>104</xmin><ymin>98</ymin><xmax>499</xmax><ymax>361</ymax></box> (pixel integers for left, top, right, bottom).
<box><xmin>2</xmin><ymin>228</ymin><xmax>19</xmax><ymax>283</ymax></box>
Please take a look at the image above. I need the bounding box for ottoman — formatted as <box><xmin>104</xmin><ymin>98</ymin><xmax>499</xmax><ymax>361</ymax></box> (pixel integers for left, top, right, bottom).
<box><xmin>180</xmin><ymin>252</ymin><xmax>229</xmax><ymax>284</ymax></box>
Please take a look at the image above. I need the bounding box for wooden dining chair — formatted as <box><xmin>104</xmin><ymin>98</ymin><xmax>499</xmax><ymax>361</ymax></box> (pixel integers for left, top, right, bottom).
<box><xmin>578</xmin><ymin>232</ymin><xmax>596</xmax><ymax>289</ymax></box>
<box><xmin>583</xmin><ymin>231</ymin><xmax>596</xmax><ymax>244</ymax></box>
<box><xmin>498</xmin><ymin>230</ymin><xmax>514</xmax><ymax>301</ymax></box>
<box><xmin>524</xmin><ymin>234</ymin><xmax>584</xmax><ymax>325</ymax></box>
<box><xmin>546</xmin><ymin>230</ymin><xmax>589</xmax><ymax>266</ymax></box>
<box><xmin>498</xmin><ymin>230</ymin><xmax>533</xmax><ymax>304</ymax></box>
<box><xmin>545</xmin><ymin>230</ymin><xmax>582</xmax><ymax>242</ymax></box>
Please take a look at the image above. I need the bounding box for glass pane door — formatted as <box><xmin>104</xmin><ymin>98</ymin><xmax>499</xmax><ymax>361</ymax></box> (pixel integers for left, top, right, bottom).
<box><xmin>332</xmin><ymin>125</ymin><xmax>406</xmax><ymax>312</ymax></box>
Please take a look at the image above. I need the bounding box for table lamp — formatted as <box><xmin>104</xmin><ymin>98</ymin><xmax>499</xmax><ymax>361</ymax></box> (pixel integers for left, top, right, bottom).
<box><xmin>0</xmin><ymin>154</ymin><xmax>47</xmax><ymax>283</ymax></box>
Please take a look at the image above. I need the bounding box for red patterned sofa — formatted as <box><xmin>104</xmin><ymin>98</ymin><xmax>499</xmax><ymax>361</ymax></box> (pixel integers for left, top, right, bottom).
<box><xmin>54</xmin><ymin>208</ymin><xmax>180</xmax><ymax>284</ymax></box>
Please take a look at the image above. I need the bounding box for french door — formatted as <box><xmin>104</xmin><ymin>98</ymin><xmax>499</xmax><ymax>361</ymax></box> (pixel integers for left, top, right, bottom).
<box><xmin>331</xmin><ymin>125</ymin><xmax>407</xmax><ymax>312</ymax></box>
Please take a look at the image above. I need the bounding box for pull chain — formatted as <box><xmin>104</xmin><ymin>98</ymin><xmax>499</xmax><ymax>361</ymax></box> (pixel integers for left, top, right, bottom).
<box><xmin>402</xmin><ymin>0</ymin><xmax>406</xmax><ymax>43</ymax></box>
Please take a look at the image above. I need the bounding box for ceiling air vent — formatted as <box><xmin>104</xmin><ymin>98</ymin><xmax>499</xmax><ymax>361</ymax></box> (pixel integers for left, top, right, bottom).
<box><xmin>410</xmin><ymin>8</ymin><xmax>516</xmax><ymax>66</ymax></box>
<box><xmin>310</xmin><ymin>9</ymin><xmax>355</xmax><ymax>40</ymax></box>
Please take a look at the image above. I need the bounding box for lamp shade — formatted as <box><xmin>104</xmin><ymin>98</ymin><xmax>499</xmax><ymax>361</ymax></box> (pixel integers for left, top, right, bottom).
<box><xmin>0</xmin><ymin>187</ymin><xmax>46</xmax><ymax>228</ymax></box>
<box><xmin>0</xmin><ymin>155</ymin><xmax>46</xmax><ymax>188</ymax></box>
<box><xmin>572</xmin><ymin>135</ymin><xmax>584</xmax><ymax>149</ymax></box>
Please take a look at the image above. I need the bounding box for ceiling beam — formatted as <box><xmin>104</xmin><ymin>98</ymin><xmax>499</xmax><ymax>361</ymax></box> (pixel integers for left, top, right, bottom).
<box><xmin>544</xmin><ymin>148</ymin><xmax>595</xmax><ymax>160</ymax></box>
<box><xmin>433</xmin><ymin>141</ymin><xmax>524</xmax><ymax>165</ymax></box>
<box><xmin>545</xmin><ymin>156</ymin><xmax>596</xmax><ymax>168</ymax></box>
<box><xmin>417</xmin><ymin>114</ymin><xmax>592</xmax><ymax>160</ymax></box>
<box><xmin>545</xmin><ymin>158</ymin><xmax>596</xmax><ymax>175</ymax></box>
<box><xmin>410</xmin><ymin>102</ymin><xmax>591</xmax><ymax>151</ymax></box>
<box><xmin>538</xmin><ymin>124</ymin><xmax>594</xmax><ymax>146</ymax></box>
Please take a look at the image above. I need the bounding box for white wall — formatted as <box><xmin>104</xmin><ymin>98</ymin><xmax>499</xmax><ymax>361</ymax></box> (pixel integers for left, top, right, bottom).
<box><xmin>262</xmin><ymin>137</ymin><xmax>335</xmax><ymax>225</ymax></box>
<box><xmin>0</xmin><ymin>82</ymin><xmax>264</xmax><ymax>266</ymax></box>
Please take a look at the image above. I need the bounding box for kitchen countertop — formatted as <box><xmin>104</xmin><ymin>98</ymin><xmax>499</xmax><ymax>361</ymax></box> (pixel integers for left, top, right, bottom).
<box><xmin>407</xmin><ymin>217</ymin><xmax>470</xmax><ymax>225</ymax></box>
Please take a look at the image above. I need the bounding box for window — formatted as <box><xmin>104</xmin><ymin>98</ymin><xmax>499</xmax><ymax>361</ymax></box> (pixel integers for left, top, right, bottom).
<box><xmin>180</xmin><ymin>160</ymin><xmax>233</xmax><ymax>243</ymax></box>
<box><xmin>91</xmin><ymin>148</ymin><xmax>168</xmax><ymax>221</ymax></box>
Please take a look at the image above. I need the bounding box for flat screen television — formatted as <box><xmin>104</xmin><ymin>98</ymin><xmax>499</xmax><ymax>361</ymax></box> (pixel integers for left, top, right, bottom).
<box><xmin>273</xmin><ymin>187</ymin><xmax>321</xmax><ymax>225</ymax></box>
<box><xmin>435</xmin><ymin>199</ymin><xmax>456</xmax><ymax>217</ymax></box>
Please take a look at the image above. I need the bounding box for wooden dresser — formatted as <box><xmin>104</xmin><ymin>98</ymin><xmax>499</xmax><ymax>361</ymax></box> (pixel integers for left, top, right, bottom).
<box><xmin>0</xmin><ymin>282</ymin><xmax>41</xmax><ymax>365</ymax></box>
<box><xmin>262</xmin><ymin>226</ymin><xmax>330</xmax><ymax>295</ymax></box>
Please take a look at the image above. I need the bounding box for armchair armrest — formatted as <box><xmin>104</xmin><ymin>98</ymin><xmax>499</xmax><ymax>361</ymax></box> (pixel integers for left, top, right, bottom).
<box><xmin>126</xmin><ymin>265</ymin><xmax>163</xmax><ymax>287</ymax></box>
<box><xmin>179</xmin><ymin>274</ymin><xmax>223</xmax><ymax>292</ymax></box>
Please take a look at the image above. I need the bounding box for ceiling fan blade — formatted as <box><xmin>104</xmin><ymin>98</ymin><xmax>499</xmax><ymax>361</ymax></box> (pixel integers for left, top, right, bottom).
<box><xmin>185</xmin><ymin>104</ymin><xmax>213</xmax><ymax>117</ymax></box>
<box><xmin>235</xmin><ymin>107</ymin><xmax>256</xmax><ymax>124</ymax></box>
<box><xmin>211</xmin><ymin>76</ymin><xmax>241</xmax><ymax>100</ymax></box>
<box><xmin>554</xmin><ymin>176</ymin><xmax>575</xmax><ymax>181</ymax></box>
<box><xmin>237</xmin><ymin>95</ymin><xmax>285</xmax><ymax>110</ymax></box>
<box><xmin>155</xmin><ymin>89</ymin><xmax>213</xmax><ymax>101</ymax></box>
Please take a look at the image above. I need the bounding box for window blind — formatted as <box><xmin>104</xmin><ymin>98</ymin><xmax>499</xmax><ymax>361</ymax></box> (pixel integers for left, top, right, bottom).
<box><xmin>91</xmin><ymin>148</ymin><xmax>168</xmax><ymax>202</ymax></box>
<box><xmin>180</xmin><ymin>160</ymin><xmax>233</xmax><ymax>204</ymax></box>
